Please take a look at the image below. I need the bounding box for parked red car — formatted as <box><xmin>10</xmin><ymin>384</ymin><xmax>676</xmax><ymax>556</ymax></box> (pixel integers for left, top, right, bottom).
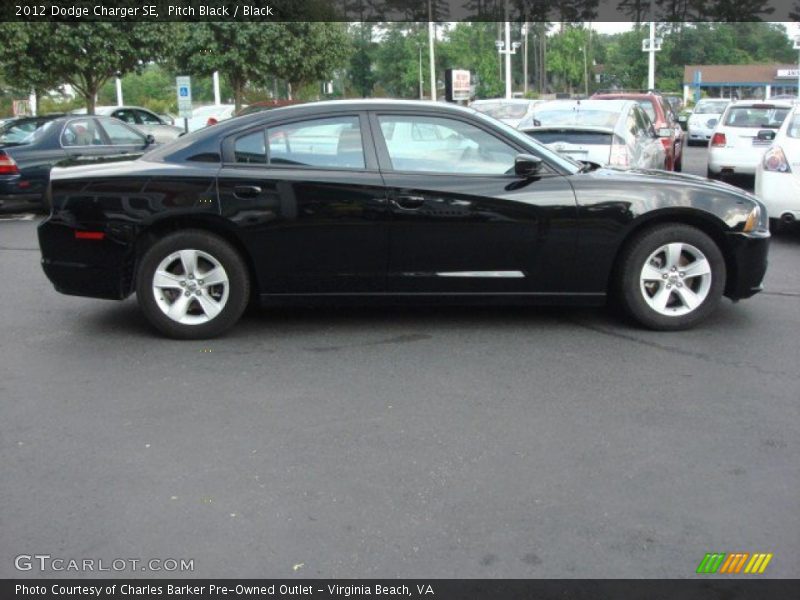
<box><xmin>592</xmin><ymin>91</ymin><xmax>685</xmax><ymax>172</ymax></box>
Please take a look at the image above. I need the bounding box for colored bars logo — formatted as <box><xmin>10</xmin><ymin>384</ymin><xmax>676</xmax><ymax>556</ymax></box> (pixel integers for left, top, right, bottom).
<box><xmin>696</xmin><ymin>552</ymin><xmax>773</xmax><ymax>574</ymax></box>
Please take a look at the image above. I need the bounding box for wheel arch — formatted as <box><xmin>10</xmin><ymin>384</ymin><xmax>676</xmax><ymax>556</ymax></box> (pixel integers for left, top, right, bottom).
<box><xmin>607</xmin><ymin>208</ymin><xmax>737</xmax><ymax>298</ymax></box>
<box><xmin>132</xmin><ymin>215</ymin><xmax>259</xmax><ymax>300</ymax></box>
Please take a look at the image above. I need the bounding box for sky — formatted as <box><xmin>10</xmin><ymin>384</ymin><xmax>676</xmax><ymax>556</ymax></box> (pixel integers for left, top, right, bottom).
<box><xmin>590</xmin><ymin>22</ymin><xmax>798</xmax><ymax>38</ymax></box>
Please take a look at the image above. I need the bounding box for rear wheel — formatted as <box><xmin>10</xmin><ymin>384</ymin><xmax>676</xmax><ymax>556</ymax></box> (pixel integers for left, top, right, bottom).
<box><xmin>136</xmin><ymin>230</ymin><xmax>250</xmax><ymax>339</ymax></box>
<box><xmin>617</xmin><ymin>224</ymin><xmax>726</xmax><ymax>330</ymax></box>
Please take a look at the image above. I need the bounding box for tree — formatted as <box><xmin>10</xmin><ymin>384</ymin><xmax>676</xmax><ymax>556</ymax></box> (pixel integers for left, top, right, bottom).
<box><xmin>38</xmin><ymin>23</ymin><xmax>172</xmax><ymax>114</ymax></box>
<box><xmin>172</xmin><ymin>23</ymin><xmax>349</xmax><ymax>109</ymax></box>
<box><xmin>348</xmin><ymin>23</ymin><xmax>378</xmax><ymax>97</ymax></box>
<box><xmin>0</xmin><ymin>23</ymin><xmax>63</xmax><ymax>114</ymax></box>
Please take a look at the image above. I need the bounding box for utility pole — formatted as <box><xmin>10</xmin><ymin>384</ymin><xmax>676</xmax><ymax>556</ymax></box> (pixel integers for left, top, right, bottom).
<box><xmin>794</xmin><ymin>36</ymin><xmax>800</xmax><ymax>97</ymax></box>
<box><xmin>213</xmin><ymin>71</ymin><xmax>221</xmax><ymax>105</ymax></box>
<box><xmin>419</xmin><ymin>44</ymin><xmax>424</xmax><ymax>99</ymax></box>
<box><xmin>522</xmin><ymin>22</ymin><xmax>529</xmax><ymax>95</ymax></box>
<box><xmin>428</xmin><ymin>0</ymin><xmax>436</xmax><ymax>101</ymax></box>
<box><xmin>504</xmin><ymin>21</ymin><xmax>512</xmax><ymax>99</ymax></box>
<box><xmin>115</xmin><ymin>76</ymin><xmax>123</xmax><ymax>107</ymax></box>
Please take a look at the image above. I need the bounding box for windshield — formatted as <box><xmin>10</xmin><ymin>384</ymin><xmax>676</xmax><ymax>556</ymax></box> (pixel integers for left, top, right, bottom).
<box><xmin>0</xmin><ymin>119</ymin><xmax>48</xmax><ymax>144</ymax></box>
<box><xmin>531</xmin><ymin>107</ymin><xmax>618</xmax><ymax>128</ymax></box>
<box><xmin>472</xmin><ymin>110</ymin><xmax>581</xmax><ymax>174</ymax></box>
<box><xmin>724</xmin><ymin>106</ymin><xmax>790</xmax><ymax>129</ymax></box>
<box><xmin>694</xmin><ymin>100</ymin><xmax>728</xmax><ymax>114</ymax></box>
<box><xmin>473</xmin><ymin>103</ymin><xmax>529</xmax><ymax>119</ymax></box>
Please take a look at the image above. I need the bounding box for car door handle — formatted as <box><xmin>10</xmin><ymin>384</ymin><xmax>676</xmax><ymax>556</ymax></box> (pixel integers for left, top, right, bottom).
<box><xmin>392</xmin><ymin>195</ymin><xmax>426</xmax><ymax>210</ymax></box>
<box><xmin>233</xmin><ymin>185</ymin><xmax>262</xmax><ymax>199</ymax></box>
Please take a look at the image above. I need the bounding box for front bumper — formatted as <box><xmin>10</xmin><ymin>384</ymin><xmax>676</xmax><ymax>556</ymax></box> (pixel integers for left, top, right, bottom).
<box><xmin>725</xmin><ymin>230</ymin><xmax>769</xmax><ymax>300</ymax></box>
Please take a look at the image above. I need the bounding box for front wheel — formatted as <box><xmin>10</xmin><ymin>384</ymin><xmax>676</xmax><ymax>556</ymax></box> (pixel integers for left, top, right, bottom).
<box><xmin>136</xmin><ymin>230</ymin><xmax>250</xmax><ymax>339</ymax></box>
<box><xmin>617</xmin><ymin>224</ymin><xmax>726</xmax><ymax>330</ymax></box>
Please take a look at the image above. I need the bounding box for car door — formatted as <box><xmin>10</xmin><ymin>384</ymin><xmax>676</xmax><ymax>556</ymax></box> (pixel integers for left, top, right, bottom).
<box><xmin>217</xmin><ymin>112</ymin><xmax>389</xmax><ymax>294</ymax></box>
<box><xmin>370</xmin><ymin>110</ymin><xmax>578</xmax><ymax>294</ymax></box>
<box><xmin>135</xmin><ymin>109</ymin><xmax>179</xmax><ymax>142</ymax></box>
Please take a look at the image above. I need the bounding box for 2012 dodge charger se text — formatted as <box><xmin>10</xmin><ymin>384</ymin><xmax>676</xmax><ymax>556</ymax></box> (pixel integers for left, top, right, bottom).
<box><xmin>37</xmin><ymin>100</ymin><xmax>769</xmax><ymax>339</ymax></box>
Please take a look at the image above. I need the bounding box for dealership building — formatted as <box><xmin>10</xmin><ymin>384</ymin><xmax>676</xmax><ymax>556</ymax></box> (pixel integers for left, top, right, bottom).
<box><xmin>683</xmin><ymin>64</ymin><xmax>800</xmax><ymax>102</ymax></box>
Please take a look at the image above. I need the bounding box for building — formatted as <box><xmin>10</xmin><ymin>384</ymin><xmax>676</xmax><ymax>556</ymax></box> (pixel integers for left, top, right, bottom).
<box><xmin>683</xmin><ymin>64</ymin><xmax>800</xmax><ymax>103</ymax></box>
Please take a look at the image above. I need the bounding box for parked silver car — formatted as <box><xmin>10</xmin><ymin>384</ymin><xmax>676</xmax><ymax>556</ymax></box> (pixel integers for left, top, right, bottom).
<box><xmin>518</xmin><ymin>99</ymin><xmax>668</xmax><ymax>170</ymax></box>
<box><xmin>71</xmin><ymin>106</ymin><xmax>183</xmax><ymax>143</ymax></box>
<box><xmin>470</xmin><ymin>98</ymin><xmax>544</xmax><ymax>128</ymax></box>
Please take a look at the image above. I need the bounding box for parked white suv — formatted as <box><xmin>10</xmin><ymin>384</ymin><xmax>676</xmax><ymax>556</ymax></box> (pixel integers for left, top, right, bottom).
<box><xmin>754</xmin><ymin>104</ymin><xmax>800</xmax><ymax>227</ymax></box>
<box><xmin>707</xmin><ymin>100</ymin><xmax>793</xmax><ymax>179</ymax></box>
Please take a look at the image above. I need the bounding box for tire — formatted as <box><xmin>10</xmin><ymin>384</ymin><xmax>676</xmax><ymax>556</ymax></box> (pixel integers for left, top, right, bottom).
<box><xmin>617</xmin><ymin>224</ymin><xmax>726</xmax><ymax>331</ymax></box>
<box><xmin>674</xmin><ymin>153</ymin><xmax>683</xmax><ymax>172</ymax></box>
<box><xmin>136</xmin><ymin>230</ymin><xmax>250</xmax><ymax>339</ymax></box>
<box><xmin>706</xmin><ymin>167</ymin><xmax>719</xmax><ymax>180</ymax></box>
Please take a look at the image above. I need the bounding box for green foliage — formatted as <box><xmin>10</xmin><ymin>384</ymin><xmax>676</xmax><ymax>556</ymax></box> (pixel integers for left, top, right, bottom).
<box><xmin>171</xmin><ymin>23</ymin><xmax>349</xmax><ymax>110</ymax></box>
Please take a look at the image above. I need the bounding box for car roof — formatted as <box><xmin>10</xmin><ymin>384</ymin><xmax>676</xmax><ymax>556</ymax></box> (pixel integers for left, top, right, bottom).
<box><xmin>471</xmin><ymin>98</ymin><xmax>536</xmax><ymax>105</ymax></box>
<box><xmin>534</xmin><ymin>99</ymin><xmax>634</xmax><ymax>111</ymax></box>
<box><xmin>727</xmin><ymin>100</ymin><xmax>794</xmax><ymax>108</ymax></box>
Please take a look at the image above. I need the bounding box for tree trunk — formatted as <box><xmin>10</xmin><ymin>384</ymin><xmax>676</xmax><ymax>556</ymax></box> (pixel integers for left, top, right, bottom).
<box><xmin>287</xmin><ymin>83</ymin><xmax>293</xmax><ymax>101</ymax></box>
<box><xmin>86</xmin><ymin>88</ymin><xmax>97</xmax><ymax>115</ymax></box>
<box><xmin>233</xmin><ymin>79</ymin><xmax>243</xmax><ymax>113</ymax></box>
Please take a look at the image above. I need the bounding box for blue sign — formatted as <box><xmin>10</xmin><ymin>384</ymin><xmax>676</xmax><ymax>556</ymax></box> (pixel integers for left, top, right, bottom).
<box><xmin>179</xmin><ymin>87</ymin><xmax>188</xmax><ymax>97</ymax></box>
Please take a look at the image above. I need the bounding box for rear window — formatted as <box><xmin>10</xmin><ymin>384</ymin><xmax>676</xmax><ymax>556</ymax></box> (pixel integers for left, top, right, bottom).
<box><xmin>473</xmin><ymin>103</ymin><xmax>529</xmax><ymax>119</ymax></box>
<box><xmin>694</xmin><ymin>100</ymin><xmax>728</xmax><ymax>114</ymax></box>
<box><xmin>526</xmin><ymin>130</ymin><xmax>613</xmax><ymax>145</ymax></box>
<box><xmin>785</xmin><ymin>113</ymin><xmax>800</xmax><ymax>139</ymax></box>
<box><xmin>724</xmin><ymin>106</ymin><xmax>790</xmax><ymax>129</ymax></box>
<box><xmin>636</xmin><ymin>100</ymin><xmax>656</xmax><ymax>121</ymax></box>
<box><xmin>0</xmin><ymin>119</ymin><xmax>47</xmax><ymax>144</ymax></box>
<box><xmin>532</xmin><ymin>108</ymin><xmax>618</xmax><ymax>128</ymax></box>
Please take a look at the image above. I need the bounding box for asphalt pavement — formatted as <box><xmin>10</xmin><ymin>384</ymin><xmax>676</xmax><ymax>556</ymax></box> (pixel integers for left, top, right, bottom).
<box><xmin>1</xmin><ymin>145</ymin><xmax>798</xmax><ymax>578</ymax></box>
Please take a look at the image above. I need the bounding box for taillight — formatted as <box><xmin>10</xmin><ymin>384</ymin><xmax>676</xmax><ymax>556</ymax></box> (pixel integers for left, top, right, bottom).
<box><xmin>206</xmin><ymin>117</ymin><xmax>218</xmax><ymax>126</ymax></box>
<box><xmin>711</xmin><ymin>132</ymin><xmax>726</xmax><ymax>147</ymax></box>
<box><xmin>74</xmin><ymin>231</ymin><xmax>105</xmax><ymax>240</ymax></box>
<box><xmin>0</xmin><ymin>152</ymin><xmax>19</xmax><ymax>175</ymax></box>
<box><xmin>609</xmin><ymin>138</ymin><xmax>630</xmax><ymax>167</ymax></box>
<box><xmin>762</xmin><ymin>146</ymin><xmax>791</xmax><ymax>173</ymax></box>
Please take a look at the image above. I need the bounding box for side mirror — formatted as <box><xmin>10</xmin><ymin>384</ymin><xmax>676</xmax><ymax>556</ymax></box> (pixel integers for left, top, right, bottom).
<box><xmin>144</xmin><ymin>134</ymin><xmax>156</xmax><ymax>146</ymax></box>
<box><xmin>757</xmin><ymin>130</ymin><xmax>775</xmax><ymax>141</ymax></box>
<box><xmin>657</xmin><ymin>127</ymin><xmax>673</xmax><ymax>138</ymax></box>
<box><xmin>514</xmin><ymin>154</ymin><xmax>543</xmax><ymax>178</ymax></box>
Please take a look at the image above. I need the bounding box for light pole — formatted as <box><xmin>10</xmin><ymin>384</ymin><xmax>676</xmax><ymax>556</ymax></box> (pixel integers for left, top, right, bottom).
<box><xmin>641</xmin><ymin>22</ymin><xmax>662</xmax><ymax>91</ymax></box>
<box><xmin>428</xmin><ymin>0</ymin><xmax>436</xmax><ymax>101</ymax></box>
<box><xmin>115</xmin><ymin>73</ymin><xmax>123</xmax><ymax>107</ymax></box>
<box><xmin>419</xmin><ymin>43</ymin><xmax>424</xmax><ymax>99</ymax></box>
<box><xmin>794</xmin><ymin>35</ymin><xmax>800</xmax><ymax>97</ymax></box>
<box><xmin>496</xmin><ymin>34</ymin><xmax>521</xmax><ymax>99</ymax></box>
<box><xmin>522</xmin><ymin>23</ymin><xmax>528</xmax><ymax>95</ymax></box>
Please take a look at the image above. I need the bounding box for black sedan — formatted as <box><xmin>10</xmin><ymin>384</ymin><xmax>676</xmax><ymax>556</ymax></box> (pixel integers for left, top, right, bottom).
<box><xmin>37</xmin><ymin>100</ymin><xmax>769</xmax><ymax>339</ymax></box>
<box><xmin>1</xmin><ymin>114</ymin><xmax>155</xmax><ymax>213</ymax></box>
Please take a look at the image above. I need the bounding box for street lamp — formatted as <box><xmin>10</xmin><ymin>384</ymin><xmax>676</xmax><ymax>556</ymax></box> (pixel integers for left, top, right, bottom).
<box><xmin>496</xmin><ymin>34</ymin><xmax>521</xmax><ymax>99</ymax></box>
<box><xmin>641</xmin><ymin>22</ymin><xmax>662</xmax><ymax>91</ymax></box>
<box><xmin>793</xmin><ymin>35</ymin><xmax>800</xmax><ymax>97</ymax></box>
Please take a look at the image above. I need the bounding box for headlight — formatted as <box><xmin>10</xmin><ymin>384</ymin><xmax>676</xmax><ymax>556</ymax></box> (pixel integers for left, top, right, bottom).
<box><xmin>743</xmin><ymin>204</ymin><xmax>761</xmax><ymax>233</ymax></box>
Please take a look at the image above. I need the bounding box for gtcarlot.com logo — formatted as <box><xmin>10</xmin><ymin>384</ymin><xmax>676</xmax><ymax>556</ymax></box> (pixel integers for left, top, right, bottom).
<box><xmin>696</xmin><ymin>552</ymin><xmax>773</xmax><ymax>574</ymax></box>
<box><xmin>14</xmin><ymin>554</ymin><xmax>194</xmax><ymax>573</ymax></box>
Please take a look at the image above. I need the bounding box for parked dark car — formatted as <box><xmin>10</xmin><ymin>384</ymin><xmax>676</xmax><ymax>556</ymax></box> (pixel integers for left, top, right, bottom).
<box><xmin>0</xmin><ymin>115</ymin><xmax>155</xmax><ymax>212</ymax></box>
<box><xmin>38</xmin><ymin>100</ymin><xmax>769</xmax><ymax>339</ymax></box>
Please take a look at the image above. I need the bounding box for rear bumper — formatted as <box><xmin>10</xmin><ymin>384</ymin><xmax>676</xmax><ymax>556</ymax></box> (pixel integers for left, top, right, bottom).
<box><xmin>38</xmin><ymin>218</ymin><xmax>135</xmax><ymax>300</ymax></box>
<box><xmin>725</xmin><ymin>230</ymin><xmax>769</xmax><ymax>300</ymax></box>
<box><xmin>754</xmin><ymin>170</ymin><xmax>800</xmax><ymax>220</ymax></box>
<box><xmin>708</xmin><ymin>148</ymin><xmax>765</xmax><ymax>176</ymax></box>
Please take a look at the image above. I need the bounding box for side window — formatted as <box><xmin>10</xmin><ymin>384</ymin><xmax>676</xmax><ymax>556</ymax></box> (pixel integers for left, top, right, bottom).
<box><xmin>61</xmin><ymin>119</ymin><xmax>106</xmax><ymax>147</ymax></box>
<box><xmin>633</xmin><ymin>107</ymin><xmax>651</xmax><ymax>136</ymax></box>
<box><xmin>136</xmin><ymin>110</ymin><xmax>162</xmax><ymax>125</ymax></box>
<box><xmin>234</xmin><ymin>130</ymin><xmax>267</xmax><ymax>164</ymax></box>
<box><xmin>113</xmin><ymin>109</ymin><xmax>139</xmax><ymax>125</ymax></box>
<box><xmin>266</xmin><ymin>116</ymin><xmax>364</xmax><ymax>169</ymax></box>
<box><xmin>99</xmin><ymin>118</ymin><xmax>146</xmax><ymax>146</ymax></box>
<box><xmin>627</xmin><ymin>113</ymin><xmax>638</xmax><ymax>137</ymax></box>
<box><xmin>376</xmin><ymin>115</ymin><xmax>517</xmax><ymax>175</ymax></box>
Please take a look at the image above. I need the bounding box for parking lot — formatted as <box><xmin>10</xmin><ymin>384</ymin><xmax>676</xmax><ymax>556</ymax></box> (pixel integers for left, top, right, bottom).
<box><xmin>1</xmin><ymin>145</ymin><xmax>798</xmax><ymax>579</ymax></box>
